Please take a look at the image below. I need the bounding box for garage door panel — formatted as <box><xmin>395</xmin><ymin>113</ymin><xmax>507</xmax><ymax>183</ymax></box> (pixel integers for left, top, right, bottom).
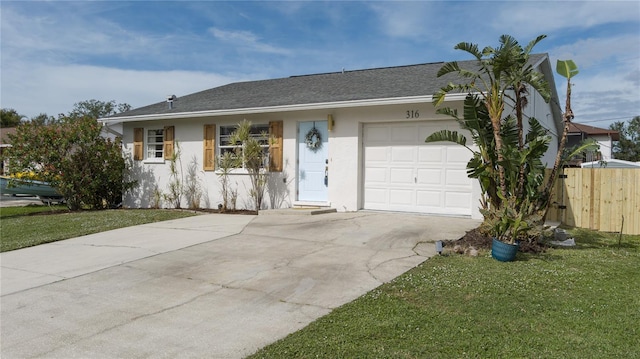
<box><xmin>417</xmin><ymin>124</ymin><xmax>442</xmax><ymax>140</ymax></box>
<box><xmin>364</xmin><ymin>122</ymin><xmax>473</xmax><ymax>216</ymax></box>
<box><xmin>417</xmin><ymin>146</ymin><xmax>445</xmax><ymax>164</ymax></box>
<box><xmin>364</xmin><ymin>126</ymin><xmax>389</xmax><ymax>142</ymax></box>
<box><xmin>365</xmin><ymin>146</ymin><xmax>388</xmax><ymax>162</ymax></box>
<box><xmin>445</xmin><ymin>169</ymin><xmax>472</xmax><ymax>187</ymax></box>
<box><xmin>446</xmin><ymin>147</ymin><xmax>471</xmax><ymax>164</ymax></box>
<box><xmin>390</xmin><ymin>168</ymin><xmax>414</xmax><ymax>184</ymax></box>
<box><xmin>416</xmin><ymin>190</ymin><xmax>441</xmax><ymax>207</ymax></box>
<box><xmin>416</xmin><ymin>168</ymin><xmax>442</xmax><ymax>185</ymax></box>
<box><xmin>390</xmin><ymin>147</ymin><xmax>415</xmax><ymax>162</ymax></box>
<box><xmin>364</xmin><ymin>188</ymin><xmax>387</xmax><ymax>206</ymax></box>
<box><xmin>389</xmin><ymin>189</ymin><xmax>414</xmax><ymax>206</ymax></box>
<box><xmin>391</xmin><ymin>126</ymin><xmax>417</xmax><ymax>142</ymax></box>
<box><xmin>445</xmin><ymin>192</ymin><xmax>473</xmax><ymax>210</ymax></box>
<box><xmin>365</xmin><ymin>167</ymin><xmax>388</xmax><ymax>184</ymax></box>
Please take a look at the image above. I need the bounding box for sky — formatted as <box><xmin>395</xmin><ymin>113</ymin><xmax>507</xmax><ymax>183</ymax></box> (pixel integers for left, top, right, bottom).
<box><xmin>1</xmin><ymin>1</ymin><xmax>639</xmax><ymax>128</ymax></box>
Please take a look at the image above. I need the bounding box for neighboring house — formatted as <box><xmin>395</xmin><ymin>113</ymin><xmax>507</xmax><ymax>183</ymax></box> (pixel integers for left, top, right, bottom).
<box><xmin>0</xmin><ymin>127</ymin><xmax>17</xmax><ymax>175</ymax></box>
<box><xmin>566</xmin><ymin>122</ymin><xmax>619</xmax><ymax>166</ymax></box>
<box><xmin>100</xmin><ymin>54</ymin><xmax>562</xmax><ymax>219</ymax></box>
<box><xmin>581</xmin><ymin>159</ymin><xmax>640</xmax><ymax>168</ymax></box>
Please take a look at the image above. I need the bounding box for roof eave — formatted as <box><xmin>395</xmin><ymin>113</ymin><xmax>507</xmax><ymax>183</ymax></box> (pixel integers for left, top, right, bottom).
<box><xmin>99</xmin><ymin>93</ymin><xmax>468</xmax><ymax>124</ymax></box>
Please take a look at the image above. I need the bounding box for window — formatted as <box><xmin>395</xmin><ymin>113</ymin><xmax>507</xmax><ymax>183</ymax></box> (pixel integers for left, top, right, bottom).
<box><xmin>219</xmin><ymin>124</ymin><xmax>270</xmax><ymax>169</ymax></box>
<box><xmin>133</xmin><ymin>126</ymin><xmax>174</xmax><ymax>161</ymax></box>
<box><xmin>147</xmin><ymin>129</ymin><xmax>164</xmax><ymax>159</ymax></box>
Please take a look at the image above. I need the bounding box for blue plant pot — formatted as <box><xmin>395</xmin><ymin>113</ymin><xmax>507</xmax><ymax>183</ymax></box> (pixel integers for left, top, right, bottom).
<box><xmin>491</xmin><ymin>238</ymin><xmax>519</xmax><ymax>262</ymax></box>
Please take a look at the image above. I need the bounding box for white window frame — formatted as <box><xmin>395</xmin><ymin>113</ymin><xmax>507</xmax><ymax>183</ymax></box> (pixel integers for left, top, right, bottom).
<box><xmin>218</xmin><ymin>123</ymin><xmax>270</xmax><ymax>171</ymax></box>
<box><xmin>144</xmin><ymin>128</ymin><xmax>165</xmax><ymax>163</ymax></box>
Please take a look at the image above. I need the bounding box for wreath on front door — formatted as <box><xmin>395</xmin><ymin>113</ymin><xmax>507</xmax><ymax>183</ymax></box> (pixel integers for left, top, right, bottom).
<box><xmin>305</xmin><ymin>127</ymin><xmax>323</xmax><ymax>152</ymax></box>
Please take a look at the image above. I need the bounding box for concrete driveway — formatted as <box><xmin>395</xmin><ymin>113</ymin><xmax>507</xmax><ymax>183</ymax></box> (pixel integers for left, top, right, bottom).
<box><xmin>1</xmin><ymin>211</ymin><xmax>479</xmax><ymax>358</ymax></box>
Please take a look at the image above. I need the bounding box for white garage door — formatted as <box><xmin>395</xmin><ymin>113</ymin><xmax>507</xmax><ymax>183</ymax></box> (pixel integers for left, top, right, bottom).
<box><xmin>363</xmin><ymin>122</ymin><xmax>473</xmax><ymax>216</ymax></box>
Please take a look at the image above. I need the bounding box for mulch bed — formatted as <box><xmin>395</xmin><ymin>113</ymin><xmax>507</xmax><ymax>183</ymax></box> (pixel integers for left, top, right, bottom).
<box><xmin>194</xmin><ymin>208</ymin><xmax>258</xmax><ymax>215</ymax></box>
<box><xmin>445</xmin><ymin>227</ymin><xmax>548</xmax><ymax>254</ymax></box>
<box><xmin>18</xmin><ymin>207</ymin><xmax>259</xmax><ymax>216</ymax></box>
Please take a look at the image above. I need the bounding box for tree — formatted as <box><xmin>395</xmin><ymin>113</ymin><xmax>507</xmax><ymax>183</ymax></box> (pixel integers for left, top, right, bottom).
<box><xmin>30</xmin><ymin>113</ymin><xmax>58</xmax><ymax>126</ymax></box>
<box><xmin>217</xmin><ymin>151</ymin><xmax>239</xmax><ymax>212</ymax></box>
<box><xmin>433</xmin><ymin>35</ymin><xmax>549</xmax><ymax>207</ymax></box>
<box><xmin>6</xmin><ymin>117</ymin><xmax>136</xmax><ymax>210</ymax></box>
<box><xmin>228</xmin><ymin>120</ymin><xmax>271</xmax><ymax>211</ymax></box>
<box><xmin>428</xmin><ymin>35</ymin><xmax>596</xmax><ymax>244</ymax></box>
<box><xmin>1</xmin><ymin>108</ymin><xmax>25</xmax><ymax>127</ymax></box>
<box><xmin>610</xmin><ymin>116</ymin><xmax>640</xmax><ymax>161</ymax></box>
<box><xmin>428</xmin><ymin>95</ymin><xmax>552</xmax><ymax>242</ymax></box>
<box><xmin>65</xmin><ymin>99</ymin><xmax>131</xmax><ymax>121</ymax></box>
<box><xmin>163</xmin><ymin>142</ymin><xmax>184</xmax><ymax>209</ymax></box>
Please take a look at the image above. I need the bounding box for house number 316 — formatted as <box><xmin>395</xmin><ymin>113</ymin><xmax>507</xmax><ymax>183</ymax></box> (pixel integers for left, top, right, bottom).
<box><xmin>406</xmin><ymin>110</ymin><xmax>419</xmax><ymax>119</ymax></box>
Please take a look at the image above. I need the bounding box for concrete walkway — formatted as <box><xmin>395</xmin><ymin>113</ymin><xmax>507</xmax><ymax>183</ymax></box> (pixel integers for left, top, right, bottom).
<box><xmin>1</xmin><ymin>211</ymin><xmax>479</xmax><ymax>358</ymax></box>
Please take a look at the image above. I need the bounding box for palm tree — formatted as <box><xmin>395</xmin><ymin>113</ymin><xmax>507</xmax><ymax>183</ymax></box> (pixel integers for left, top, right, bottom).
<box><xmin>433</xmin><ymin>35</ymin><xmax>549</xmax><ymax>204</ymax></box>
<box><xmin>429</xmin><ymin>36</ymin><xmax>597</xmax><ymax>243</ymax></box>
<box><xmin>427</xmin><ymin>94</ymin><xmax>551</xmax><ymax>230</ymax></box>
<box><xmin>428</xmin><ymin>95</ymin><xmax>500</xmax><ymax>210</ymax></box>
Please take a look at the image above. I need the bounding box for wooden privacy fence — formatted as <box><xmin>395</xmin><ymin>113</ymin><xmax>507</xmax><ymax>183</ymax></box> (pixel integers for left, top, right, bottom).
<box><xmin>546</xmin><ymin>168</ymin><xmax>640</xmax><ymax>235</ymax></box>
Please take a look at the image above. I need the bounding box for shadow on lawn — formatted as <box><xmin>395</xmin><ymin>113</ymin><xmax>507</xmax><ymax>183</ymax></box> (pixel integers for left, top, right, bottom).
<box><xmin>516</xmin><ymin>251</ymin><xmax>564</xmax><ymax>262</ymax></box>
<box><xmin>0</xmin><ymin>204</ymin><xmax>70</xmax><ymax>219</ymax></box>
<box><xmin>563</xmin><ymin>228</ymin><xmax>638</xmax><ymax>251</ymax></box>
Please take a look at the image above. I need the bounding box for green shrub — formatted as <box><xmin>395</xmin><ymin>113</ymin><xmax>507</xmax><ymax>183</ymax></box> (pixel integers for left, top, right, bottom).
<box><xmin>7</xmin><ymin>117</ymin><xmax>136</xmax><ymax>210</ymax></box>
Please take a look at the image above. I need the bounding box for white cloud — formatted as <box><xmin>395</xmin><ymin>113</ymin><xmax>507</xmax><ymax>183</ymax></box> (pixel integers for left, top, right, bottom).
<box><xmin>209</xmin><ymin>27</ymin><xmax>292</xmax><ymax>55</ymax></box>
<box><xmin>0</xmin><ymin>5</ymin><xmax>162</xmax><ymax>62</ymax></box>
<box><xmin>565</xmin><ymin>70</ymin><xmax>640</xmax><ymax>125</ymax></box>
<box><xmin>495</xmin><ymin>1</ymin><xmax>640</xmax><ymax>38</ymax></box>
<box><xmin>549</xmin><ymin>34</ymin><xmax>640</xmax><ymax>69</ymax></box>
<box><xmin>211</xmin><ymin>28</ymin><xmax>259</xmax><ymax>43</ymax></box>
<box><xmin>547</xmin><ymin>33</ymin><xmax>640</xmax><ymax>125</ymax></box>
<box><xmin>368</xmin><ymin>2</ymin><xmax>436</xmax><ymax>39</ymax></box>
<box><xmin>0</xmin><ymin>63</ymin><xmax>243</xmax><ymax>119</ymax></box>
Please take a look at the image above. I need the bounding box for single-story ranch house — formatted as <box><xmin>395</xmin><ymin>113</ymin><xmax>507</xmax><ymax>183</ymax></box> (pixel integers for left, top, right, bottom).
<box><xmin>100</xmin><ymin>53</ymin><xmax>562</xmax><ymax>220</ymax></box>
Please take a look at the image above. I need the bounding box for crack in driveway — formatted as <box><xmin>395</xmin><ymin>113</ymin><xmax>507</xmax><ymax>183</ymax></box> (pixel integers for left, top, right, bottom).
<box><xmin>1</xmin><ymin>212</ymin><xmax>479</xmax><ymax>358</ymax></box>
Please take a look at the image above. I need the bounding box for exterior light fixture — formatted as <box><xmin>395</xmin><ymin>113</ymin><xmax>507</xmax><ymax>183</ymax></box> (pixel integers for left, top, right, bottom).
<box><xmin>327</xmin><ymin>114</ymin><xmax>335</xmax><ymax>131</ymax></box>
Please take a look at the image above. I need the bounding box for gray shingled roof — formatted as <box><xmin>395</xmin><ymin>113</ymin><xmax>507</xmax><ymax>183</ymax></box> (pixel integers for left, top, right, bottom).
<box><xmin>112</xmin><ymin>54</ymin><xmax>548</xmax><ymax>118</ymax></box>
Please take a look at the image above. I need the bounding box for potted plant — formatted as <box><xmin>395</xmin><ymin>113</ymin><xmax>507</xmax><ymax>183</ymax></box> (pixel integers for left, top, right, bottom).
<box><xmin>481</xmin><ymin>196</ymin><xmax>530</xmax><ymax>262</ymax></box>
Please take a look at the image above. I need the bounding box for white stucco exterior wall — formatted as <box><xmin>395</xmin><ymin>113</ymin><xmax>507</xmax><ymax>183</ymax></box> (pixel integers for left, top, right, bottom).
<box><xmin>119</xmin><ymin>100</ymin><xmax>487</xmax><ymax>219</ymax></box>
<box><xmin>119</xmin><ymin>88</ymin><xmax>559</xmax><ymax>221</ymax></box>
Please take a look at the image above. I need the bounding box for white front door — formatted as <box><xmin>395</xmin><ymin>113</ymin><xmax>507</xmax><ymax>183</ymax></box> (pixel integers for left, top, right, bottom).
<box><xmin>298</xmin><ymin>121</ymin><xmax>329</xmax><ymax>202</ymax></box>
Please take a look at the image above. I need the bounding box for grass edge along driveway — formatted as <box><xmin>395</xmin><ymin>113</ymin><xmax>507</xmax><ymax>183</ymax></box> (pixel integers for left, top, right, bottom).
<box><xmin>1</xmin><ymin>206</ymin><xmax>198</xmax><ymax>252</ymax></box>
<box><xmin>249</xmin><ymin>228</ymin><xmax>640</xmax><ymax>358</ymax></box>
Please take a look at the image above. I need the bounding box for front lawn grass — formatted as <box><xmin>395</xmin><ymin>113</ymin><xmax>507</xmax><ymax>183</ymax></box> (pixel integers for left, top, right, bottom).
<box><xmin>249</xmin><ymin>229</ymin><xmax>640</xmax><ymax>358</ymax></box>
<box><xmin>0</xmin><ymin>206</ymin><xmax>197</xmax><ymax>252</ymax></box>
<box><xmin>0</xmin><ymin>203</ymin><xmax>69</xmax><ymax>218</ymax></box>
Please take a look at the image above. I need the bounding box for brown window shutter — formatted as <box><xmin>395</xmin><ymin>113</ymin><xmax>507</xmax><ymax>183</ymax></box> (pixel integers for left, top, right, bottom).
<box><xmin>133</xmin><ymin>128</ymin><xmax>143</xmax><ymax>161</ymax></box>
<box><xmin>164</xmin><ymin>125</ymin><xmax>175</xmax><ymax>159</ymax></box>
<box><xmin>269</xmin><ymin>121</ymin><xmax>283</xmax><ymax>172</ymax></box>
<box><xmin>203</xmin><ymin>124</ymin><xmax>216</xmax><ymax>171</ymax></box>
